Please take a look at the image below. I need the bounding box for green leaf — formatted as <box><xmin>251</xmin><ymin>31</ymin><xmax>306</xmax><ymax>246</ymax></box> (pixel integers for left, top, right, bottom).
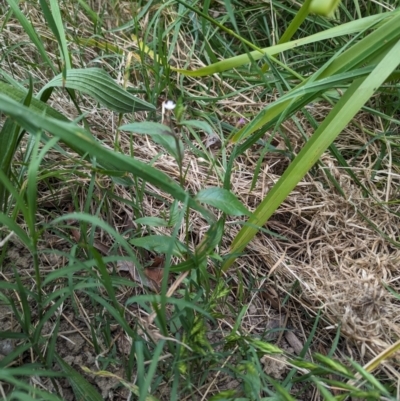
<box><xmin>0</xmin><ymin>81</ymin><xmax>68</xmax><ymax>121</ymax></box>
<box><xmin>310</xmin><ymin>378</ymin><xmax>336</xmax><ymax>401</ymax></box>
<box><xmin>38</xmin><ymin>0</ymin><xmax>71</xmax><ymax>79</ymax></box>
<box><xmin>39</xmin><ymin>68</ymin><xmax>155</xmax><ymax>112</ymax></box>
<box><xmin>134</xmin><ymin>217</ymin><xmax>169</xmax><ymax>227</ymax></box>
<box><xmin>119</xmin><ymin>122</ymin><xmax>184</xmax><ymax>162</ymax></box>
<box><xmin>209</xmin><ymin>390</ymin><xmax>238</xmax><ymax>401</ymax></box>
<box><xmin>233</xmin><ymin>11</ymin><xmax>400</xmax><ymax>143</ymax></box>
<box><xmin>55</xmin><ymin>353</ymin><xmax>103</xmax><ymax>401</ymax></box>
<box><xmin>130</xmin><ymin>235</ymin><xmax>189</xmax><ymax>256</ymax></box>
<box><xmin>6</xmin><ymin>0</ymin><xmax>57</xmax><ymax>73</ymax></box>
<box><xmin>349</xmin><ymin>359</ymin><xmax>391</xmax><ymax>396</ymax></box>
<box><xmin>223</xmin><ymin>26</ymin><xmax>400</xmax><ymax>271</ymax></box>
<box><xmin>174</xmin><ymin>13</ymin><xmax>388</xmax><ymax>77</ymax></box>
<box><xmin>314</xmin><ymin>353</ymin><xmax>351</xmax><ymax>376</ymax></box>
<box><xmin>265</xmin><ymin>375</ymin><xmax>296</xmax><ymax>401</ymax></box>
<box><xmin>240</xmin><ymin>361</ymin><xmax>261</xmax><ymax>400</ymax></box>
<box><xmin>250</xmin><ymin>340</ymin><xmax>284</xmax><ymax>354</ymax></box>
<box><xmin>196</xmin><ymin>187</ymin><xmax>251</xmax><ymax>216</ymax></box>
<box><xmin>0</xmin><ymin>94</ymin><xmax>214</xmax><ymax>222</ymax></box>
<box><xmin>180</xmin><ymin>119</ymin><xmax>215</xmax><ymax>136</ymax></box>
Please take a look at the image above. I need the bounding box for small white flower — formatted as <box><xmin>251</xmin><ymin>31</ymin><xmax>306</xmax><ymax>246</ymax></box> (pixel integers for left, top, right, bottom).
<box><xmin>161</xmin><ymin>100</ymin><xmax>176</xmax><ymax>123</ymax></box>
<box><xmin>163</xmin><ymin>100</ymin><xmax>176</xmax><ymax>110</ymax></box>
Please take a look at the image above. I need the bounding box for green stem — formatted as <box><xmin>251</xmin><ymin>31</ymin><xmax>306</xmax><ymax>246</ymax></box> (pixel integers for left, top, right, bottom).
<box><xmin>279</xmin><ymin>0</ymin><xmax>314</xmax><ymax>44</ymax></box>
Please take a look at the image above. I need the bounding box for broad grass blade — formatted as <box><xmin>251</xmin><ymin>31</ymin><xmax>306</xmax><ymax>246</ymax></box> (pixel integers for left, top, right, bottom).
<box><xmin>0</xmin><ymin>94</ymin><xmax>213</xmax><ymax>221</ymax></box>
<box><xmin>55</xmin><ymin>353</ymin><xmax>103</xmax><ymax>401</ymax></box>
<box><xmin>39</xmin><ymin>68</ymin><xmax>155</xmax><ymax>112</ymax></box>
<box><xmin>174</xmin><ymin>13</ymin><xmax>390</xmax><ymax>77</ymax></box>
<box><xmin>223</xmin><ymin>38</ymin><xmax>400</xmax><ymax>271</ymax></box>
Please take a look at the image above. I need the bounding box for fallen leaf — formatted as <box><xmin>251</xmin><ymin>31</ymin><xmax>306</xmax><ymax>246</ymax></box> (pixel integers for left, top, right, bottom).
<box><xmin>117</xmin><ymin>260</ymin><xmax>165</xmax><ymax>292</ymax></box>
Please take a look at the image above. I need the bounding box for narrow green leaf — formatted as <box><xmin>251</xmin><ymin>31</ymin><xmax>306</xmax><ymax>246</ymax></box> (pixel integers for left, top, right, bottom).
<box><xmin>209</xmin><ymin>390</ymin><xmax>237</xmax><ymax>401</ymax></box>
<box><xmin>223</xmin><ymin>0</ymin><xmax>238</xmax><ymax>32</ymax></box>
<box><xmin>130</xmin><ymin>235</ymin><xmax>188</xmax><ymax>256</ymax></box>
<box><xmin>180</xmin><ymin>119</ymin><xmax>215</xmax><ymax>136</ymax></box>
<box><xmin>120</xmin><ymin>122</ymin><xmax>183</xmax><ymax>161</ymax></box>
<box><xmin>49</xmin><ymin>0</ymin><xmax>71</xmax><ymax>70</ymax></box>
<box><xmin>174</xmin><ymin>13</ymin><xmax>389</xmax><ymax>76</ymax></box>
<box><xmin>0</xmin><ymin>119</ymin><xmax>20</xmax><ymax>211</ymax></box>
<box><xmin>196</xmin><ymin>187</ymin><xmax>251</xmax><ymax>216</ymax></box>
<box><xmin>0</xmin><ymin>94</ymin><xmax>214</xmax><ymax>221</ymax></box>
<box><xmin>314</xmin><ymin>354</ymin><xmax>351</xmax><ymax>376</ymax></box>
<box><xmin>240</xmin><ymin>361</ymin><xmax>261</xmax><ymax>400</ymax></box>
<box><xmin>278</xmin><ymin>0</ymin><xmax>314</xmax><ymax>44</ymax></box>
<box><xmin>134</xmin><ymin>217</ymin><xmax>169</xmax><ymax>227</ymax></box>
<box><xmin>310</xmin><ymin>377</ymin><xmax>337</xmax><ymax>401</ymax></box>
<box><xmin>0</xmin><ymin>214</ymin><xmax>33</xmax><ymax>251</ymax></box>
<box><xmin>265</xmin><ymin>376</ymin><xmax>296</xmax><ymax>401</ymax></box>
<box><xmin>250</xmin><ymin>339</ymin><xmax>284</xmax><ymax>354</ymax></box>
<box><xmin>39</xmin><ymin>68</ymin><xmax>155</xmax><ymax>112</ymax></box>
<box><xmin>55</xmin><ymin>353</ymin><xmax>103</xmax><ymax>401</ymax></box>
<box><xmin>233</xmin><ymin>11</ymin><xmax>400</xmax><ymax>142</ymax></box>
<box><xmin>223</xmin><ymin>36</ymin><xmax>400</xmax><ymax>271</ymax></box>
<box><xmin>0</xmin><ymin>368</ymin><xmax>63</xmax><ymax>401</ymax></box>
<box><xmin>38</xmin><ymin>0</ymin><xmax>70</xmax><ymax>84</ymax></box>
<box><xmin>6</xmin><ymin>0</ymin><xmax>57</xmax><ymax>73</ymax></box>
<box><xmin>0</xmin><ymin>81</ymin><xmax>68</xmax><ymax>121</ymax></box>
<box><xmin>349</xmin><ymin>359</ymin><xmax>391</xmax><ymax>396</ymax></box>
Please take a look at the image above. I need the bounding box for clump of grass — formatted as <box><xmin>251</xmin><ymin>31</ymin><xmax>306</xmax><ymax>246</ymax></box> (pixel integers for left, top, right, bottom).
<box><xmin>1</xmin><ymin>0</ymin><xmax>400</xmax><ymax>400</ymax></box>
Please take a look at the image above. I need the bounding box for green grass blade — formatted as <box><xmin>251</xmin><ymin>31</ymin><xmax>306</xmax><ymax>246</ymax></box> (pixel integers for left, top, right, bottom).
<box><xmin>5</xmin><ymin>0</ymin><xmax>57</xmax><ymax>73</ymax></box>
<box><xmin>76</xmin><ymin>0</ymin><xmax>101</xmax><ymax>26</ymax></box>
<box><xmin>49</xmin><ymin>0</ymin><xmax>71</xmax><ymax>70</ymax></box>
<box><xmin>232</xmin><ymin>12</ymin><xmax>400</xmax><ymax>143</ymax></box>
<box><xmin>0</xmin><ymin>81</ymin><xmax>69</xmax><ymax>121</ymax></box>
<box><xmin>39</xmin><ymin>68</ymin><xmax>155</xmax><ymax>112</ymax></box>
<box><xmin>349</xmin><ymin>360</ymin><xmax>391</xmax><ymax>396</ymax></box>
<box><xmin>0</xmin><ymin>368</ymin><xmax>63</xmax><ymax>401</ymax></box>
<box><xmin>278</xmin><ymin>0</ymin><xmax>314</xmax><ymax>44</ymax></box>
<box><xmin>39</xmin><ymin>0</ymin><xmax>71</xmax><ymax>80</ymax></box>
<box><xmin>0</xmin><ymin>118</ymin><xmax>21</xmax><ymax>211</ymax></box>
<box><xmin>139</xmin><ymin>340</ymin><xmax>165</xmax><ymax>401</ymax></box>
<box><xmin>222</xmin><ymin>38</ymin><xmax>400</xmax><ymax>271</ymax></box>
<box><xmin>174</xmin><ymin>13</ymin><xmax>390</xmax><ymax>77</ymax></box>
<box><xmin>55</xmin><ymin>353</ymin><xmax>103</xmax><ymax>401</ymax></box>
<box><xmin>0</xmin><ymin>213</ymin><xmax>33</xmax><ymax>251</ymax></box>
<box><xmin>0</xmin><ymin>94</ymin><xmax>214</xmax><ymax>221</ymax></box>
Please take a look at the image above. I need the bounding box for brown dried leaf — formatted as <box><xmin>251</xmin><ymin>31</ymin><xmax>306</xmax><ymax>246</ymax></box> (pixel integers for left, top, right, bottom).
<box><xmin>117</xmin><ymin>260</ymin><xmax>164</xmax><ymax>292</ymax></box>
<box><xmin>261</xmin><ymin>286</ymin><xmax>286</xmax><ymax>312</ymax></box>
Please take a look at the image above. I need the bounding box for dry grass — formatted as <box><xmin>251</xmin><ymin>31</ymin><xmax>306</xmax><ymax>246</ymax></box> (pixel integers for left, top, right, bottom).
<box><xmin>1</xmin><ymin>1</ymin><xmax>400</xmax><ymax>399</ymax></box>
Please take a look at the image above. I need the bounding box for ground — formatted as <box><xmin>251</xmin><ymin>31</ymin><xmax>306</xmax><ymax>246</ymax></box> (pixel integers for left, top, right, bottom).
<box><xmin>1</xmin><ymin>1</ymin><xmax>400</xmax><ymax>400</ymax></box>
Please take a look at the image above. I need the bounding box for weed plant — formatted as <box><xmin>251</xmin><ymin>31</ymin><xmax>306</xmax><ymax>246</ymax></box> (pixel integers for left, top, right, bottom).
<box><xmin>0</xmin><ymin>0</ymin><xmax>400</xmax><ymax>400</ymax></box>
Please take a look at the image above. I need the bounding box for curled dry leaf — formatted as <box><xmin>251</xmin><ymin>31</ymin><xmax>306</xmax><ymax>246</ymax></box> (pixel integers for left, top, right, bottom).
<box><xmin>117</xmin><ymin>260</ymin><xmax>164</xmax><ymax>292</ymax></box>
<box><xmin>261</xmin><ymin>285</ymin><xmax>287</xmax><ymax>313</ymax></box>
